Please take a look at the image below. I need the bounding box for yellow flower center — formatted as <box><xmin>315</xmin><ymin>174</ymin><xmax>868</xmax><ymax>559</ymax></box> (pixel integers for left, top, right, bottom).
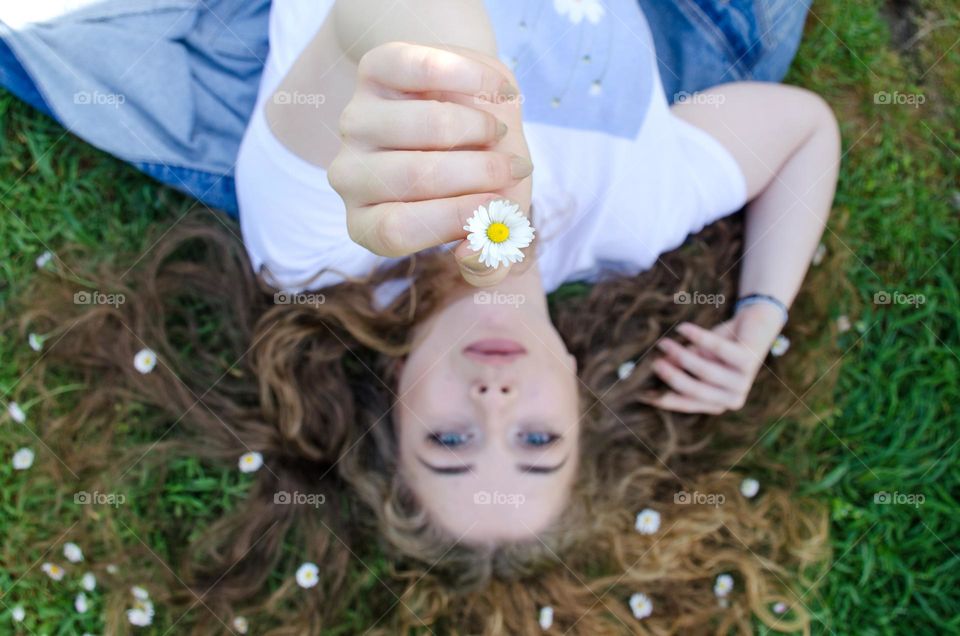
<box><xmin>486</xmin><ymin>222</ymin><xmax>510</xmax><ymax>243</ymax></box>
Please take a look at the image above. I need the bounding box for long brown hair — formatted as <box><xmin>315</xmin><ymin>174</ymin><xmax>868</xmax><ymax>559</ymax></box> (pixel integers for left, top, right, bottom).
<box><xmin>17</xmin><ymin>210</ymin><xmax>829</xmax><ymax>634</ymax></box>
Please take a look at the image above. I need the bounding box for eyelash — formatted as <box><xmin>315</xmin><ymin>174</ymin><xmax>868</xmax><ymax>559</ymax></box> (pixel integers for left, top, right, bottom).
<box><xmin>521</xmin><ymin>432</ymin><xmax>560</xmax><ymax>447</ymax></box>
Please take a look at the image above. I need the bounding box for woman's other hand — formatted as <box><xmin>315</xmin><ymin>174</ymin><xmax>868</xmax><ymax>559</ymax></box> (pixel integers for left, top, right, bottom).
<box><xmin>640</xmin><ymin>303</ymin><xmax>785</xmax><ymax>415</ymax></box>
<box><xmin>327</xmin><ymin>42</ymin><xmax>533</xmax><ymax>286</ymax></box>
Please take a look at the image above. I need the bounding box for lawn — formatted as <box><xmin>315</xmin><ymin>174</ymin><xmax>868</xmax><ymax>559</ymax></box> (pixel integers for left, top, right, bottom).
<box><xmin>1</xmin><ymin>0</ymin><xmax>958</xmax><ymax>634</ymax></box>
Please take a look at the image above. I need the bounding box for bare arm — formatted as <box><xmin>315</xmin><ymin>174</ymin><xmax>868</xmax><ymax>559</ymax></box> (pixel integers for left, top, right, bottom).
<box><xmin>646</xmin><ymin>82</ymin><xmax>841</xmax><ymax>414</ymax></box>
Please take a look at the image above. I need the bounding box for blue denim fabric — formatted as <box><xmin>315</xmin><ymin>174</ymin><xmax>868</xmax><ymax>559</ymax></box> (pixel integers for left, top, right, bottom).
<box><xmin>637</xmin><ymin>0</ymin><xmax>812</xmax><ymax>102</ymax></box>
<box><xmin>0</xmin><ymin>31</ymin><xmax>242</xmax><ymax>215</ymax></box>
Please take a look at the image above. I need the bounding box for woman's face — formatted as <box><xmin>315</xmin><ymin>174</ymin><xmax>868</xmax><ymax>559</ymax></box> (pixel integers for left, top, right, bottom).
<box><xmin>396</xmin><ymin>290</ymin><xmax>580</xmax><ymax>543</ymax></box>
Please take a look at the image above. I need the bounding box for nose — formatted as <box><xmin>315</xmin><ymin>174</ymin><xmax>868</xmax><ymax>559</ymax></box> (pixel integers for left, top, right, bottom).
<box><xmin>470</xmin><ymin>380</ymin><xmax>516</xmax><ymax>402</ymax></box>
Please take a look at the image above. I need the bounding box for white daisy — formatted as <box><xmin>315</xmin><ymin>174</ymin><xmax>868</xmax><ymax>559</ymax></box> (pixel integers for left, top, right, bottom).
<box><xmin>238</xmin><ymin>451</ymin><xmax>264</xmax><ymax>474</ymax></box>
<box><xmin>75</xmin><ymin>592</ymin><xmax>89</xmax><ymax>613</ymax></box>
<box><xmin>628</xmin><ymin>592</ymin><xmax>652</xmax><ymax>619</ymax></box>
<box><xmin>740</xmin><ymin>478</ymin><xmax>760</xmax><ymax>499</ymax></box>
<box><xmin>36</xmin><ymin>251</ymin><xmax>53</xmax><ymax>269</ymax></box>
<box><xmin>131</xmin><ymin>586</ymin><xmax>150</xmax><ymax>601</ymax></box>
<box><xmin>63</xmin><ymin>542</ymin><xmax>84</xmax><ymax>563</ymax></box>
<box><xmin>28</xmin><ymin>333</ymin><xmax>44</xmax><ymax>352</ymax></box>
<box><xmin>617</xmin><ymin>361</ymin><xmax>636</xmax><ymax>381</ymax></box>
<box><xmin>714</xmin><ymin>573</ymin><xmax>734</xmax><ymax>598</ymax></box>
<box><xmin>7</xmin><ymin>402</ymin><xmax>26</xmax><ymax>424</ymax></box>
<box><xmin>538</xmin><ymin>605</ymin><xmax>554</xmax><ymax>630</ymax></box>
<box><xmin>773</xmin><ymin>601</ymin><xmax>788</xmax><ymax>614</ymax></box>
<box><xmin>133</xmin><ymin>348</ymin><xmax>158</xmax><ymax>374</ymax></box>
<box><xmin>12</xmin><ymin>448</ymin><xmax>35</xmax><ymax>470</ymax></box>
<box><xmin>812</xmin><ymin>243</ymin><xmax>827</xmax><ymax>266</ymax></box>
<box><xmin>42</xmin><ymin>562</ymin><xmax>65</xmax><ymax>581</ymax></box>
<box><xmin>11</xmin><ymin>605</ymin><xmax>25</xmax><ymax>622</ymax></box>
<box><xmin>295</xmin><ymin>562</ymin><xmax>319</xmax><ymax>589</ymax></box>
<box><xmin>463</xmin><ymin>200</ymin><xmax>535</xmax><ymax>269</ymax></box>
<box><xmin>634</xmin><ymin>509</ymin><xmax>661</xmax><ymax>535</ymax></box>
<box><xmin>770</xmin><ymin>335</ymin><xmax>790</xmax><ymax>357</ymax></box>
<box><xmin>553</xmin><ymin>0</ymin><xmax>605</xmax><ymax>24</ymax></box>
<box><xmin>106</xmin><ymin>564</ymin><xmax>119</xmax><ymax>575</ymax></box>
<box><xmin>232</xmin><ymin>615</ymin><xmax>249</xmax><ymax>634</ymax></box>
<box><xmin>127</xmin><ymin>604</ymin><xmax>154</xmax><ymax>627</ymax></box>
<box><xmin>81</xmin><ymin>572</ymin><xmax>97</xmax><ymax>592</ymax></box>
<box><xmin>836</xmin><ymin>315</ymin><xmax>851</xmax><ymax>333</ymax></box>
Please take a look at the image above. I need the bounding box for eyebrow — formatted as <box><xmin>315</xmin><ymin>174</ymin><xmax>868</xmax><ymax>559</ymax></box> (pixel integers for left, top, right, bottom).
<box><xmin>417</xmin><ymin>455</ymin><xmax>569</xmax><ymax>475</ymax></box>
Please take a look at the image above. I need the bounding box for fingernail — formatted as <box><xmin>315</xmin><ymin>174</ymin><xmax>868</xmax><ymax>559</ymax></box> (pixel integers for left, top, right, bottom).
<box><xmin>510</xmin><ymin>155</ymin><xmax>533</xmax><ymax>179</ymax></box>
<box><xmin>496</xmin><ymin>120</ymin><xmax>508</xmax><ymax>139</ymax></box>
<box><xmin>499</xmin><ymin>80</ymin><xmax>520</xmax><ymax>98</ymax></box>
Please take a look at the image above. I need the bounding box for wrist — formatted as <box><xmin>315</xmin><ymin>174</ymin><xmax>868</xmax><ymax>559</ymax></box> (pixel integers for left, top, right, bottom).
<box><xmin>735</xmin><ymin>303</ymin><xmax>786</xmax><ymax>350</ymax></box>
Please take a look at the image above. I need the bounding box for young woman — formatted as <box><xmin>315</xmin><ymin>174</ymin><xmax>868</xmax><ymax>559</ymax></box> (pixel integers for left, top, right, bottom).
<box><xmin>10</xmin><ymin>0</ymin><xmax>837</xmax><ymax>633</ymax></box>
<box><xmin>236</xmin><ymin>0</ymin><xmax>839</xmax><ymax>544</ymax></box>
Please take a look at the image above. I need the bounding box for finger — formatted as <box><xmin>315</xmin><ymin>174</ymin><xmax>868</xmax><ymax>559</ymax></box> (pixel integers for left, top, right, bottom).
<box><xmin>340</xmin><ymin>150</ymin><xmax>532</xmax><ymax>204</ymax></box>
<box><xmin>676</xmin><ymin>322</ymin><xmax>753</xmax><ymax>370</ymax></box>
<box><xmin>453</xmin><ymin>239</ymin><xmax>513</xmax><ymax>287</ymax></box>
<box><xmin>656</xmin><ymin>338</ymin><xmax>743</xmax><ymax>390</ymax></box>
<box><xmin>640</xmin><ymin>391</ymin><xmax>725</xmax><ymax>415</ymax></box>
<box><xmin>340</xmin><ymin>99</ymin><xmax>507</xmax><ymax>150</ymax></box>
<box><xmin>651</xmin><ymin>359</ymin><xmax>733</xmax><ymax>407</ymax></box>
<box><xmin>348</xmin><ymin>192</ymin><xmax>500</xmax><ymax>257</ymax></box>
<box><xmin>359</xmin><ymin>42</ymin><xmax>518</xmax><ymax>99</ymax></box>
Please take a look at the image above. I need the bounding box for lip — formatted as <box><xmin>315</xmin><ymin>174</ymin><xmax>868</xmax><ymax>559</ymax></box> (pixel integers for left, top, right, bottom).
<box><xmin>463</xmin><ymin>338</ymin><xmax>527</xmax><ymax>365</ymax></box>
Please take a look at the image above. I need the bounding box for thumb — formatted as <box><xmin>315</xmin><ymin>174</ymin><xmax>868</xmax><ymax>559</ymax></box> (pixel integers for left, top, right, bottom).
<box><xmin>453</xmin><ymin>239</ymin><xmax>513</xmax><ymax>287</ymax></box>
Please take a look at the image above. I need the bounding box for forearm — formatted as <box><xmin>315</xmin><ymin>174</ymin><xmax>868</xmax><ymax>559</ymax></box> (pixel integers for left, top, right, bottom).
<box><xmin>737</xmin><ymin>116</ymin><xmax>840</xmax><ymax>338</ymax></box>
<box><xmin>334</xmin><ymin>0</ymin><xmax>498</xmax><ymax>61</ymax></box>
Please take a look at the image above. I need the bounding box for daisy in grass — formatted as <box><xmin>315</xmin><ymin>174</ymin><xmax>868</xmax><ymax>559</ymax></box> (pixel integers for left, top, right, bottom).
<box><xmin>629</xmin><ymin>592</ymin><xmax>653</xmax><ymax>619</ymax></box>
<box><xmin>75</xmin><ymin>592</ymin><xmax>89</xmax><ymax>613</ymax></box>
<box><xmin>238</xmin><ymin>451</ymin><xmax>263</xmax><ymax>473</ymax></box>
<box><xmin>714</xmin><ymin>573</ymin><xmax>734</xmax><ymax>598</ymax></box>
<box><xmin>12</xmin><ymin>448</ymin><xmax>34</xmax><ymax>470</ymax></box>
<box><xmin>296</xmin><ymin>562</ymin><xmax>319</xmax><ymax>589</ymax></box>
<box><xmin>770</xmin><ymin>335</ymin><xmax>790</xmax><ymax>357</ymax></box>
<box><xmin>11</xmin><ymin>605</ymin><xmax>25</xmax><ymax>622</ymax></box>
<box><xmin>28</xmin><ymin>333</ymin><xmax>44</xmax><ymax>352</ymax></box>
<box><xmin>133</xmin><ymin>348</ymin><xmax>157</xmax><ymax>374</ymax></box>
<box><xmin>538</xmin><ymin>605</ymin><xmax>554</xmax><ymax>630</ymax></box>
<box><xmin>127</xmin><ymin>586</ymin><xmax>155</xmax><ymax>627</ymax></box>
<box><xmin>463</xmin><ymin>200</ymin><xmax>535</xmax><ymax>269</ymax></box>
<box><xmin>7</xmin><ymin>401</ymin><xmax>26</xmax><ymax>424</ymax></box>
<box><xmin>81</xmin><ymin>572</ymin><xmax>97</xmax><ymax>592</ymax></box>
<box><xmin>232</xmin><ymin>616</ymin><xmax>249</xmax><ymax>634</ymax></box>
<box><xmin>42</xmin><ymin>562</ymin><xmax>65</xmax><ymax>581</ymax></box>
<box><xmin>617</xmin><ymin>361</ymin><xmax>636</xmax><ymax>381</ymax></box>
<box><xmin>740</xmin><ymin>477</ymin><xmax>760</xmax><ymax>499</ymax></box>
<box><xmin>635</xmin><ymin>509</ymin><xmax>661</xmax><ymax>535</ymax></box>
<box><xmin>63</xmin><ymin>542</ymin><xmax>84</xmax><ymax>563</ymax></box>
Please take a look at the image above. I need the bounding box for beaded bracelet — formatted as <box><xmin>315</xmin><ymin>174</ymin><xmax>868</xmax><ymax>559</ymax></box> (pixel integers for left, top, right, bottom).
<box><xmin>734</xmin><ymin>293</ymin><xmax>789</xmax><ymax>325</ymax></box>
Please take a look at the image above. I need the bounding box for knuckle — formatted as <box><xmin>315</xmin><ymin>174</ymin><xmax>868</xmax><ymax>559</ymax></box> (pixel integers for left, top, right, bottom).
<box><xmin>484</xmin><ymin>155</ymin><xmax>505</xmax><ymax>185</ymax></box>
<box><xmin>374</xmin><ymin>207</ymin><xmax>405</xmax><ymax>256</ymax></box>
<box><xmin>326</xmin><ymin>157</ymin><xmax>349</xmax><ymax>194</ymax></box>
<box><xmin>417</xmin><ymin>50</ymin><xmax>446</xmax><ymax>84</ymax></box>
<box><xmin>424</xmin><ymin>104</ymin><xmax>455</xmax><ymax>146</ymax></box>
<box><xmin>338</xmin><ymin>104</ymin><xmax>359</xmax><ymax>139</ymax></box>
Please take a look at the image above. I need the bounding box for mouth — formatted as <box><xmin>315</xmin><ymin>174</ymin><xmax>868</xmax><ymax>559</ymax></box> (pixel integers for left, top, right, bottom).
<box><xmin>463</xmin><ymin>338</ymin><xmax>527</xmax><ymax>365</ymax></box>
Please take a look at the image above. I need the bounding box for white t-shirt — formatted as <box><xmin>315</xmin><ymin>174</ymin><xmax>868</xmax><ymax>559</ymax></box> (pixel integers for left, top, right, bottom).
<box><xmin>236</xmin><ymin>0</ymin><xmax>747</xmax><ymax>294</ymax></box>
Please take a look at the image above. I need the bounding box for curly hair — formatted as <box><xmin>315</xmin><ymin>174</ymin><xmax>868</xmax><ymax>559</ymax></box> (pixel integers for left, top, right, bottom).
<box><xmin>18</xmin><ymin>210</ymin><xmax>829</xmax><ymax>635</ymax></box>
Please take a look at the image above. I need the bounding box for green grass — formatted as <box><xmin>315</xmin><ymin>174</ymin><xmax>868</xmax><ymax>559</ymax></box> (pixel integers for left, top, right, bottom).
<box><xmin>1</xmin><ymin>0</ymin><xmax>958</xmax><ymax>633</ymax></box>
